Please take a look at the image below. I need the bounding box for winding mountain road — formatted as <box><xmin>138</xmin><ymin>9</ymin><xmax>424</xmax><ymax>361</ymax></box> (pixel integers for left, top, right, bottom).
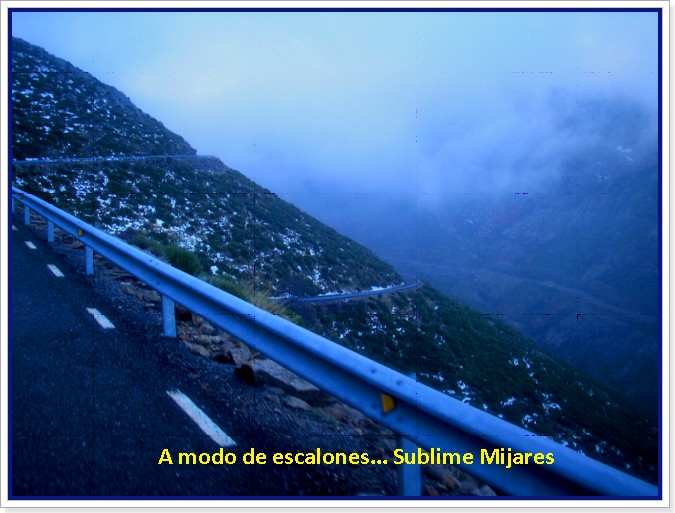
<box><xmin>12</xmin><ymin>154</ymin><xmax>215</xmax><ymax>165</ymax></box>
<box><xmin>273</xmin><ymin>278</ymin><xmax>422</xmax><ymax>304</ymax></box>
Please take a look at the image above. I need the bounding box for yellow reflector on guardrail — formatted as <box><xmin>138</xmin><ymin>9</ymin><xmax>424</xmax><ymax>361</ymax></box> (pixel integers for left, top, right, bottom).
<box><xmin>382</xmin><ymin>393</ymin><xmax>395</xmax><ymax>414</ymax></box>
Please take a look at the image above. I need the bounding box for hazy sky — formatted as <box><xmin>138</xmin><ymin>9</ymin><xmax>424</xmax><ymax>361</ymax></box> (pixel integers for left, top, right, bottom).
<box><xmin>10</xmin><ymin>9</ymin><xmax>659</xmax><ymax>205</ymax></box>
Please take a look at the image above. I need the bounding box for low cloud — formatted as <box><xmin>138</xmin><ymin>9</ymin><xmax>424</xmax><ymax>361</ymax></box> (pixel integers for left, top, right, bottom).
<box><xmin>11</xmin><ymin>10</ymin><xmax>658</xmax><ymax>213</ymax></box>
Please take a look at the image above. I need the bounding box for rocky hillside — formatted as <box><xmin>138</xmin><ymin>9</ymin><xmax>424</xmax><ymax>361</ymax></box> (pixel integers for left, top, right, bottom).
<box><xmin>10</xmin><ymin>37</ymin><xmax>658</xmax><ymax>483</ymax></box>
<box><xmin>11</xmin><ymin>38</ymin><xmax>195</xmax><ymax>160</ymax></box>
<box><xmin>10</xmin><ymin>37</ymin><xmax>400</xmax><ymax>297</ymax></box>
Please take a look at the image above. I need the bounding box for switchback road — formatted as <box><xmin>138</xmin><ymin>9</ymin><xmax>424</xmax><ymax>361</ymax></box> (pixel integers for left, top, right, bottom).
<box><xmin>273</xmin><ymin>278</ymin><xmax>422</xmax><ymax>304</ymax></box>
<box><xmin>12</xmin><ymin>154</ymin><xmax>215</xmax><ymax>165</ymax></box>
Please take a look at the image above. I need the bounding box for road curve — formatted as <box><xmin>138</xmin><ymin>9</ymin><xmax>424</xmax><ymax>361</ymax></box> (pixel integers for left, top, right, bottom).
<box><xmin>273</xmin><ymin>278</ymin><xmax>422</xmax><ymax>304</ymax></box>
<box><xmin>12</xmin><ymin>154</ymin><xmax>216</xmax><ymax>165</ymax></box>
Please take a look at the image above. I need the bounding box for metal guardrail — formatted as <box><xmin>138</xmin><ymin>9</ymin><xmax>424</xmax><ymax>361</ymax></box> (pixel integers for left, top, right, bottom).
<box><xmin>11</xmin><ymin>187</ymin><xmax>659</xmax><ymax>498</ymax></box>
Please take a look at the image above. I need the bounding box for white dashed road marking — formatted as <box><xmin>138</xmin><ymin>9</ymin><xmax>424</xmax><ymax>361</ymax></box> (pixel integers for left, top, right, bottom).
<box><xmin>12</xmin><ymin>225</ymin><xmax>17</xmax><ymax>231</ymax></box>
<box><xmin>167</xmin><ymin>390</ymin><xmax>236</xmax><ymax>447</ymax></box>
<box><xmin>47</xmin><ymin>264</ymin><xmax>65</xmax><ymax>278</ymax></box>
<box><xmin>86</xmin><ymin>308</ymin><xmax>115</xmax><ymax>329</ymax></box>
<box><xmin>25</xmin><ymin>241</ymin><xmax>36</xmax><ymax>249</ymax></box>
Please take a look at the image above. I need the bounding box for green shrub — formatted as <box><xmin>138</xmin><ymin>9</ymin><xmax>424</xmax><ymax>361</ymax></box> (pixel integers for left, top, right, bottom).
<box><xmin>164</xmin><ymin>245</ymin><xmax>203</xmax><ymax>276</ymax></box>
<box><xmin>127</xmin><ymin>233</ymin><xmax>203</xmax><ymax>276</ymax></box>
<box><xmin>203</xmin><ymin>275</ymin><xmax>248</xmax><ymax>301</ymax></box>
<box><xmin>127</xmin><ymin>232</ymin><xmax>164</xmax><ymax>256</ymax></box>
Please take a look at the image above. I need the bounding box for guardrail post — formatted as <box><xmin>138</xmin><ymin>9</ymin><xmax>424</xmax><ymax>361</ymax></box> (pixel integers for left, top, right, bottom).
<box><xmin>47</xmin><ymin>220</ymin><xmax>54</xmax><ymax>244</ymax></box>
<box><xmin>162</xmin><ymin>295</ymin><xmax>176</xmax><ymax>337</ymax></box>
<box><xmin>85</xmin><ymin>246</ymin><xmax>94</xmax><ymax>275</ymax></box>
<box><xmin>24</xmin><ymin>205</ymin><xmax>31</xmax><ymax>225</ymax></box>
<box><xmin>399</xmin><ymin>436</ymin><xmax>422</xmax><ymax>496</ymax></box>
<box><xmin>398</xmin><ymin>372</ymin><xmax>422</xmax><ymax>496</ymax></box>
<box><xmin>12</xmin><ymin>195</ymin><xmax>15</xmax><ymax>214</ymax></box>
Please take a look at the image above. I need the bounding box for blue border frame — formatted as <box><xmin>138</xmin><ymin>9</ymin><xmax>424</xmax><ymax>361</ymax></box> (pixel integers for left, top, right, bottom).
<box><xmin>6</xmin><ymin>5</ymin><xmax>664</xmax><ymax>502</ymax></box>
<box><xmin>8</xmin><ymin>18</ymin><xmax>14</xmax><ymax>504</ymax></box>
<box><xmin>657</xmin><ymin>3</ymin><xmax>663</xmax><ymax>496</ymax></box>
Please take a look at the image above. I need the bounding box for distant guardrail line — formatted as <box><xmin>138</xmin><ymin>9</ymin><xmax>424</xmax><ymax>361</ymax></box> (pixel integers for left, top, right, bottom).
<box><xmin>11</xmin><ymin>186</ymin><xmax>659</xmax><ymax>498</ymax></box>
<box><xmin>12</xmin><ymin>154</ymin><xmax>217</xmax><ymax>165</ymax></box>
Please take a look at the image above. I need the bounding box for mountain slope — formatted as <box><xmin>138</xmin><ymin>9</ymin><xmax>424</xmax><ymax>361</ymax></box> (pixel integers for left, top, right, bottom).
<box><xmin>298</xmin><ymin>93</ymin><xmax>660</xmax><ymax>410</ymax></box>
<box><xmin>10</xmin><ymin>35</ymin><xmax>401</xmax><ymax>297</ymax></box>
<box><xmin>11</xmin><ymin>37</ymin><xmax>195</xmax><ymax>160</ymax></box>
<box><xmin>9</xmin><ymin>37</ymin><xmax>658</xmax><ymax>483</ymax></box>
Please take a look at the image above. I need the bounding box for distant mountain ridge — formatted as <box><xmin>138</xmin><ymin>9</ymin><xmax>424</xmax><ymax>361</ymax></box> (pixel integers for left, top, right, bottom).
<box><xmin>10</xmin><ymin>36</ymin><xmax>658</xmax><ymax>482</ymax></box>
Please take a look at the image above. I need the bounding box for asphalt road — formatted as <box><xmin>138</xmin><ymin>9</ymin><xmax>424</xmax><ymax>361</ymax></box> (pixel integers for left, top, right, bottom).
<box><xmin>274</xmin><ymin>279</ymin><xmax>422</xmax><ymax>304</ymax></box>
<box><xmin>9</xmin><ymin>218</ymin><xmax>400</xmax><ymax>498</ymax></box>
<box><xmin>12</xmin><ymin>154</ymin><xmax>213</xmax><ymax>165</ymax></box>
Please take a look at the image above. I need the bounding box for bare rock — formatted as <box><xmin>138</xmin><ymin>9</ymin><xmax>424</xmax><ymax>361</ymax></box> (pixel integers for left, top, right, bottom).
<box><xmin>265</xmin><ymin>393</ymin><xmax>282</xmax><ymax>405</ymax></box>
<box><xmin>479</xmin><ymin>485</ymin><xmax>497</xmax><ymax>496</ymax></box>
<box><xmin>425</xmin><ymin>464</ymin><xmax>445</xmax><ymax>481</ymax></box>
<box><xmin>423</xmin><ymin>483</ymin><xmax>440</xmax><ymax>496</ymax></box>
<box><xmin>442</xmin><ymin>474</ymin><xmax>462</xmax><ymax>492</ymax></box>
<box><xmin>193</xmin><ymin>334</ymin><xmax>212</xmax><ymax>346</ymax></box>
<box><xmin>212</xmin><ymin>339</ymin><xmax>242</xmax><ymax>364</ymax></box>
<box><xmin>230</xmin><ymin>346</ymin><xmax>253</xmax><ymax>365</ymax></box>
<box><xmin>135</xmin><ymin>289</ymin><xmax>160</xmax><ymax>303</ymax></box>
<box><xmin>318</xmin><ymin>403</ymin><xmax>371</xmax><ymax>427</ymax></box>
<box><xmin>237</xmin><ymin>359</ymin><xmax>322</xmax><ymax>401</ymax></box>
<box><xmin>267</xmin><ymin>386</ymin><xmax>285</xmax><ymax>396</ymax></box>
<box><xmin>199</xmin><ymin>322</ymin><xmax>217</xmax><ymax>335</ymax></box>
<box><xmin>233</xmin><ymin>339</ymin><xmax>248</xmax><ymax>349</ymax></box>
<box><xmin>144</xmin><ymin>289</ymin><xmax>161</xmax><ymax>303</ymax></box>
<box><xmin>192</xmin><ymin>314</ymin><xmax>206</xmax><ymax>327</ymax></box>
<box><xmin>109</xmin><ymin>269</ymin><xmax>131</xmax><ymax>279</ymax></box>
<box><xmin>458</xmin><ymin>482</ymin><xmax>482</xmax><ymax>496</ymax></box>
<box><xmin>425</xmin><ymin>465</ymin><xmax>461</xmax><ymax>492</ymax></box>
<box><xmin>207</xmin><ymin>335</ymin><xmax>223</xmax><ymax>345</ymax></box>
<box><xmin>182</xmin><ymin>341</ymin><xmax>211</xmax><ymax>358</ymax></box>
<box><xmin>381</xmin><ymin>436</ymin><xmax>397</xmax><ymax>451</ymax></box>
<box><xmin>285</xmin><ymin>396</ymin><xmax>311</xmax><ymax>410</ymax></box>
<box><xmin>440</xmin><ymin>474</ymin><xmax>461</xmax><ymax>492</ymax></box>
